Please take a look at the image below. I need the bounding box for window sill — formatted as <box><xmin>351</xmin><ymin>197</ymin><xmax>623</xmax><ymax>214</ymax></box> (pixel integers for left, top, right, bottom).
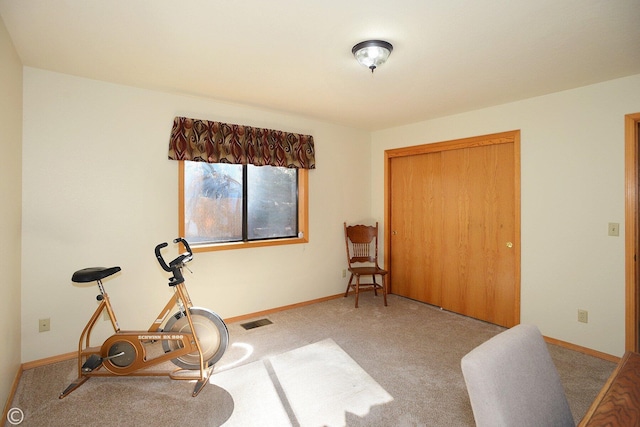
<box><xmin>191</xmin><ymin>235</ymin><xmax>309</xmax><ymax>253</ymax></box>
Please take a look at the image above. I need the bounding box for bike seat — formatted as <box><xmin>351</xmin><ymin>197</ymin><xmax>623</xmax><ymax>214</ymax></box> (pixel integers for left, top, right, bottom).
<box><xmin>72</xmin><ymin>267</ymin><xmax>121</xmax><ymax>283</ymax></box>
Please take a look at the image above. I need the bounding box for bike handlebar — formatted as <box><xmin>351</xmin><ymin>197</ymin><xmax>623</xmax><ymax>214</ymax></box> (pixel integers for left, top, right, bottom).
<box><xmin>155</xmin><ymin>238</ymin><xmax>193</xmax><ymax>272</ymax></box>
<box><xmin>176</xmin><ymin>237</ymin><xmax>192</xmax><ymax>254</ymax></box>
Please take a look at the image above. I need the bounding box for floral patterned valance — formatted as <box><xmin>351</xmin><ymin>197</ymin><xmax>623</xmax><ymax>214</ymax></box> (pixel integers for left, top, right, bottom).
<box><xmin>168</xmin><ymin>116</ymin><xmax>315</xmax><ymax>169</ymax></box>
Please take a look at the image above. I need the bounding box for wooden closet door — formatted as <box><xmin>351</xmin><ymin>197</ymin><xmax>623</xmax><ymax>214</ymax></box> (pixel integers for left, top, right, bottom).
<box><xmin>388</xmin><ymin>134</ymin><xmax>518</xmax><ymax>327</ymax></box>
<box><xmin>390</xmin><ymin>152</ymin><xmax>443</xmax><ymax>306</ymax></box>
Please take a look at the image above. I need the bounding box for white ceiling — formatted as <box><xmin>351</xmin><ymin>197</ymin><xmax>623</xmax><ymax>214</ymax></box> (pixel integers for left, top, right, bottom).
<box><xmin>1</xmin><ymin>0</ymin><xmax>639</xmax><ymax>131</ymax></box>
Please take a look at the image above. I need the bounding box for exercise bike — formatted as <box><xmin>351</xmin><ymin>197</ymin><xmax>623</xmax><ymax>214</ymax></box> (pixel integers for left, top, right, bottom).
<box><xmin>60</xmin><ymin>238</ymin><xmax>229</xmax><ymax>398</ymax></box>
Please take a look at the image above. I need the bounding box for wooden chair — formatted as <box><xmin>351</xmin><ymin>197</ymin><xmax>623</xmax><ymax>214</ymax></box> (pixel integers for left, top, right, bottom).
<box><xmin>343</xmin><ymin>222</ymin><xmax>388</xmax><ymax>308</ymax></box>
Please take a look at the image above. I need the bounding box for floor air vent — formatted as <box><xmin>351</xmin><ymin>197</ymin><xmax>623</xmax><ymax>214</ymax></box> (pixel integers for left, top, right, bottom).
<box><xmin>241</xmin><ymin>318</ymin><xmax>273</xmax><ymax>330</ymax></box>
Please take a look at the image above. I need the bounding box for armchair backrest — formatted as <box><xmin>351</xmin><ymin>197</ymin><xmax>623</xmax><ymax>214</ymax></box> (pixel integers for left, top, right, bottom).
<box><xmin>461</xmin><ymin>324</ymin><xmax>575</xmax><ymax>427</ymax></box>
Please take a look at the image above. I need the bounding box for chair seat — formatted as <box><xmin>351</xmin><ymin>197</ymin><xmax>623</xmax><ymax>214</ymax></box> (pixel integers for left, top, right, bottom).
<box><xmin>349</xmin><ymin>266</ymin><xmax>387</xmax><ymax>276</ymax></box>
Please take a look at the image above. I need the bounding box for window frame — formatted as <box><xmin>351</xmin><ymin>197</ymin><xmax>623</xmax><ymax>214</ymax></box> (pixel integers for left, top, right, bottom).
<box><xmin>178</xmin><ymin>160</ymin><xmax>309</xmax><ymax>252</ymax></box>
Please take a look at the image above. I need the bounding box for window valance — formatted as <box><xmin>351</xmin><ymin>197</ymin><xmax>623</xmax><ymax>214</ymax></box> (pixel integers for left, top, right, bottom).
<box><xmin>168</xmin><ymin>116</ymin><xmax>315</xmax><ymax>169</ymax></box>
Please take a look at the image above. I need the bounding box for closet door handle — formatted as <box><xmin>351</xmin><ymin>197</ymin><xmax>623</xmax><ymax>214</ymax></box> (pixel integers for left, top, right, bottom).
<box><xmin>506</xmin><ymin>242</ymin><xmax>513</xmax><ymax>248</ymax></box>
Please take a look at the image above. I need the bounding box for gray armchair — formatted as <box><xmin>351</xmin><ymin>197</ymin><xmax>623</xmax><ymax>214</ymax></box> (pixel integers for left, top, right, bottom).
<box><xmin>461</xmin><ymin>324</ymin><xmax>575</xmax><ymax>427</ymax></box>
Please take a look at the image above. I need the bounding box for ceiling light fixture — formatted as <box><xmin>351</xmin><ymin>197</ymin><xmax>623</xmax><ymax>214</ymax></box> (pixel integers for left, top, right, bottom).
<box><xmin>352</xmin><ymin>40</ymin><xmax>393</xmax><ymax>73</ymax></box>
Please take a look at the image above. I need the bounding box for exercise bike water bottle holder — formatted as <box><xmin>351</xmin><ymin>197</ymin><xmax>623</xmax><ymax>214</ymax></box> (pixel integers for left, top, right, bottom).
<box><xmin>59</xmin><ymin>238</ymin><xmax>229</xmax><ymax>399</ymax></box>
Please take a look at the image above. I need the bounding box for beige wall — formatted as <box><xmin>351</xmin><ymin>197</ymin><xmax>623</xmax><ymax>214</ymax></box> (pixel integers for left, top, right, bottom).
<box><xmin>0</xmin><ymin>15</ymin><xmax>22</xmax><ymax>411</ymax></box>
<box><xmin>372</xmin><ymin>74</ymin><xmax>640</xmax><ymax>357</ymax></box>
<box><xmin>13</xmin><ymin>50</ymin><xmax>640</xmax><ymax>363</ymax></box>
<box><xmin>21</xmin><ymin>67</ymin><xmax>373</xmax><ymax>362</ymax></box>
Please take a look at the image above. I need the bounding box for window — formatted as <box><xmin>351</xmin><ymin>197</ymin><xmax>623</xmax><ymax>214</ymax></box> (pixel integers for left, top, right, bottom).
<box><xmin>179</xmin><ymin>161</ymin><xmax>308</xmax><ymax>251</ymax></box>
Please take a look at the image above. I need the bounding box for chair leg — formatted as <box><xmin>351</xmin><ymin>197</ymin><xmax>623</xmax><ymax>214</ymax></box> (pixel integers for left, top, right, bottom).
<box><xmin>354</xmin><ymin>275</ymin><xmax>360</xmax><ymax>308</ymax></box>
<box><xmin>382</xmin><ymin>274</ymin><xmax>388</xmax><ymax>306</ymax></box>
<box><xmin>344</xmin><ymin>274</ymin><xmax>354</xmax><ymax>298</ymax></box>
<box><xmin>372</xmin><ymin>275</ymin><xmax>378</xmax><ymax>296</ymax></box>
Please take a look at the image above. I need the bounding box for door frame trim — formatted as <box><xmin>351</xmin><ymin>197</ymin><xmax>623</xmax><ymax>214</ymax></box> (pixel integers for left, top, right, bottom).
<box><xmin>625</xmin><ymin>113</ymin><xmax>640</xmax><ymax>352</ymax></box>
<box><xmin>384</xmin><ymin>130</ymin><xmax>521</xmax><ymax>323</ymax></box>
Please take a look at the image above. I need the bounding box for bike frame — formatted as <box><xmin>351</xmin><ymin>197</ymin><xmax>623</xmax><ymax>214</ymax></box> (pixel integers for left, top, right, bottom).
<box><xmin>61</xmin><ymin>278</ymin><xmax>209</xmax><ymax>398</ymax></box>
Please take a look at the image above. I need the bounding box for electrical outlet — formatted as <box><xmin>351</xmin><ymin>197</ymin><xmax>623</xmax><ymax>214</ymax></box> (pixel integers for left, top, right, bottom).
<box><xmin>578</xmin><ymin>309</ymin><xmax>588</xmax><ymax>324</ymax></box>
<box><xmin>342</xmin><ymin>269</ymin><xmax>347</xmax><ymax>278</ymax></box>
<box><xmin>39</xmin><ymin>318</ymin><xmax>50</xmax><ymax>332</ymax></box>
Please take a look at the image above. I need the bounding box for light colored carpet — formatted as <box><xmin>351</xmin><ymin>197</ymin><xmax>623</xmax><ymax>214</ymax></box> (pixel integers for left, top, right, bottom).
<box><xmin>7</xmin><ymin>295</ymin><xmax>616</xmax><ymax>427</ymax></box>
<box><xmin>8</xmin><ymin>338</ymin><xmax>391</xmax><ymax>427</ymax></box>
<box><xmin>209</xmin><ymin>359</ymin><xmax>290</xmax><ymax>426</ymax></box>
<box><xmin>209</xmin><ymin>338</ymin><xmax>391</xmax><ymax>427</ymax></box>
<box><xmin>268</xmin><ymin>338</ymin><xmax>393</xmax><ymax>426</ymax></box>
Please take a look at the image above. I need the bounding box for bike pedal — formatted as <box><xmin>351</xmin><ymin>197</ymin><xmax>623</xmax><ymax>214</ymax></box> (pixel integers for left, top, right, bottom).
<box><xmin>81</xmin><ymin>354</ymin><xmax>103</xmax><ymax>372</ymax></box>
